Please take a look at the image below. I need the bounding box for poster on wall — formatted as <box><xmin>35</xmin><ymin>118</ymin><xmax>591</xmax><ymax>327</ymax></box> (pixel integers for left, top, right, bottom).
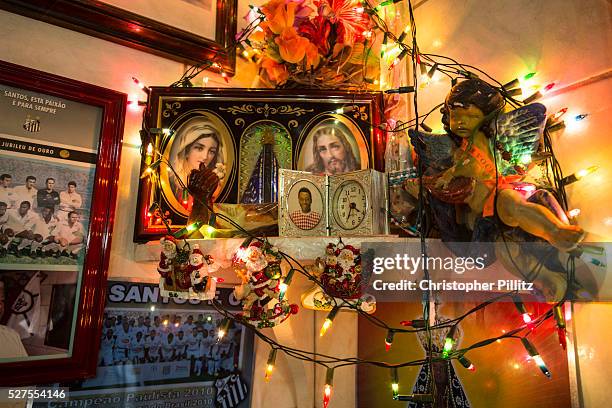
<box><xmin>357</xmin><ymin>301</ymin><xmax>575</xmax><ymax>408</ymax></box>
<box><xmin>35</xmin><ymin>281</ymin><xmax>254</xmax><ymax>408</ymax></box>
<box><xmin>0</xmin><ymin>60</ymin><xmax>125</xmax><ymax>385</ymax></box>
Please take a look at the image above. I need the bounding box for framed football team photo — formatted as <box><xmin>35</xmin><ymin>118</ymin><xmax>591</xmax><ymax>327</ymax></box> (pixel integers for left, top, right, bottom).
<box><xmin>34</xmin><ymin>282</ymin><xmax>254</xmax><ymax>408</ymax></box>
<box><xmin>0</xmin><ymin>60</ymin><xmax>125</xmax><ymax>385</ymax></box>
<box><xmin>135</xmin><ymin>88</ymin><xmax>385</xmax><ymax>242</ymax></box>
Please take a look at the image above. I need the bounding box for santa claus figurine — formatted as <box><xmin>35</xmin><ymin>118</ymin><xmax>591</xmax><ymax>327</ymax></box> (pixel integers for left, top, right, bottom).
<box><xmin>158</xmin><ymin>236</ymin><xmax>177</xmax><ymax>285</ymax></box>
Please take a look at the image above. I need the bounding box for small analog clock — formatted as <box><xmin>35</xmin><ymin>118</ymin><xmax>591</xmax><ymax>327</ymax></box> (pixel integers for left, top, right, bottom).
<box><xmin>329</xmin><ymin>169</ymin><xmax>388</xmax><ymax>236</ymax></box>
<box><xmin>332</xmin><ymin>180</ymin><xmax>367</xmax><ymax>230</ymax></box>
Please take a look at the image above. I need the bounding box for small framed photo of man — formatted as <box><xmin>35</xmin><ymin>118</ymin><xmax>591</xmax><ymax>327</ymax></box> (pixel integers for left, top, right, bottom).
<box><xmin>297</xmin><ymin>116</ymin><xmax>371</xmax><ymax>176</ymax></box>
<box><xmin>278</xmin><ymin>170</ymin><xmax>327</xmax><ymax>237</ymax></box>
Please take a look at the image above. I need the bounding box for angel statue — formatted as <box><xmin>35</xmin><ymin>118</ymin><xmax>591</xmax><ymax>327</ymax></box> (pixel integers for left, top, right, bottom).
<box><xmin>404</xmin><ymin>79</ymin><xmax>590</xmax><ymax>298</ymax></box>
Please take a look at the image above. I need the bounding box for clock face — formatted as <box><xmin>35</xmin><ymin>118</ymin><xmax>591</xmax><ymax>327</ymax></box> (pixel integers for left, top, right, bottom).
<box><xmin>332</xmin><ymin>180</ymin><xmax>367</xmax><ymax>230</ymax></box>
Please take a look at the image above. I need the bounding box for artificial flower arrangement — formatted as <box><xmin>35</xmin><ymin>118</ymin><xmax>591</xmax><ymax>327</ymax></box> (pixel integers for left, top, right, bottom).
<box><xmin>232</xmin><ymin>240</ymin><xmax>299</xmax><ymax>328</ymax></box>
<box><xmin>248</xmin><ymin>0</ymin><xmax>380</xmax><ymax>88</ymax></box>
<box><xmin>157</xmin><ymin>237</ymin><xmax>221</xmax><ymax>300</ymax></box>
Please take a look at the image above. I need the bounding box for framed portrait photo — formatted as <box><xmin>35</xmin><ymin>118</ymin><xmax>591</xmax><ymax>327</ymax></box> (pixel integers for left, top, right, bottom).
<box><xmin>279</xmin><ymin>170</ymin><xmax>327</xmax><ymax>237</ymax></box>
<box><xmin>0</xmin><ymin>60</ymin><xmax>125</xmax><ymax>385</ymax></box>
<box><xmin>0</xmin><ymin>0</ymin><xmax>238</xmax><ymax>74</ymax></box>
<box><xmin>135</xmin><ymin>88</ymin><xmax>385</xmax><ymax>242</ymax></box>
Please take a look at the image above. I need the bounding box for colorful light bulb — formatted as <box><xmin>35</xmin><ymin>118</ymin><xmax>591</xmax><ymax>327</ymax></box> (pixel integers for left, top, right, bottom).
<box><xmin>391</xmin><ymin>367</ymin><xmax>399</xmax><ymax>398</ymax></box>
<box><xmin>521</xmin><ymin>338</ymin><xmax>551</xmax><ymax>378</ymax></box>
<box><xmin>442</xmin><ymin>326</ymin><xmax>457</xmax><ymax>358</ymax></box>
<box><xmin>173</xmin><ymin>221</ymin><xmax>203</xmax><ymax>238</ymax></box>
<box><xmin>552</xmin><ymin>107</ymin><xmax>568</xmax><ymax>121</ymax></box>
<box><xmin>320</xmin><ymin>307</ymin><xmax>339</xmax><ymax>337</ymax></box>
<box><xmin>561</xmin><ymin>165</ymin><xmax>599</xmax><ymax>186</ymax></box>
<box><xmin>385</xmin><ymin>330</ymin><xmax>395</xmax><ymax>351</ymax></box>
<box><xmin>458</xmin><ymin>355</ymin><xmax>476</xmax><ymax>371</ymax></box>
<box><xmin>323</xmin><ymin>368</ymin><xmax>334</xmax><ymax>408</ymax></box>
<box><xmin>279</xmin><ymin>269</ymin><xmax>295</xmax><ymax>301</ymax></box>
<box><xmin>217</xmin><ymin>319</ymin><xmax>230</xmax><ymax>341</ymax></box>
<box><xmin>397</xmin><ymin>24</ymin><xmax>411</xmax><ymax>43</ymax></box>
<box><xmin>265</xmin><ymin>349</ymin><xmax>277</xmax><ymax>382</ymax></box>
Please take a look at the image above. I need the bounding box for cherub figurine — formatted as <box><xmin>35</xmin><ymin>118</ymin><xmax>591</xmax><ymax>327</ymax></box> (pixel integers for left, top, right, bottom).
<box><xmin>404</xmin><ymin>79</ymin><xmax>584</xmax><ymax>252</ymax></box>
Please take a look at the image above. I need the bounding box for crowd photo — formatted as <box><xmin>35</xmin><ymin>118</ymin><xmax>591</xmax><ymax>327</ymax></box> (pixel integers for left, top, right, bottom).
<box><xmin>99</xmin><ymin>310</ymin><xmax>243</xmax><ymax>380</ymax></box>
<box><xmin>0</xmin><ymin>171</ymin><xmax>89</xmax><ymax>262</ymax></box>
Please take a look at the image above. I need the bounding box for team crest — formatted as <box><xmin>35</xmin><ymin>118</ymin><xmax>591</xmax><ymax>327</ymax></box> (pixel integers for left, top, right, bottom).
<box><xmin>23</xmin><ymin>115</ymin><xmax>41</xmax><ymax>132</ymax></box>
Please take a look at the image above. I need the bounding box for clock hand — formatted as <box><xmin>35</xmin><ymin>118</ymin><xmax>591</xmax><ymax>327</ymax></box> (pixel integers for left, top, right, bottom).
<box><xmin>345</xmin><ymin>206</ymin><xmax>354</xmax><ymax>221</ymax></box>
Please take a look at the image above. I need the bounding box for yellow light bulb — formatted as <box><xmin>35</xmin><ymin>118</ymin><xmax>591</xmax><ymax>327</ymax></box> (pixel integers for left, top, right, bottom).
<box><xmin>265</xmin><ymin>364</ymin><xmax>274</xmax><ymax>382</ymax></box>
<box><xmin>576</xmin><ymin>165</ymin><xmax>599</xmax><ymax>179</ymax></box>
<box><xmin>320</xmin><ymin>319</ymin><xmax>332</xmax><ymax>337</ymax></box>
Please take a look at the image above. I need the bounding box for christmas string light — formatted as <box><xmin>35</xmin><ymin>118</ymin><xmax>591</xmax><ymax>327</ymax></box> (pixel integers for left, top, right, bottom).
<box><xmin>551</xmin><ymin>107</ymin><xmax>568</xmax><ymax>122</ymax></box>
<box><xmin>132</xmin><ymin>76</ymin><xmax>150</xmax><ymax>94</ymax></box>
<box><xmin>173</xmin><ymin>221</ymin><xmax>204</xmax><ymax>238</ymax></box>
<box><xmin>442</xmin><ymin>325</ymin><xmax>457</xmax><ymax>358</ymax></box>
<box><xmin>521</xmin><ymin>337</ymin><xmax>551</xmax><ymax>378</ymax></box>
<box><xmin>502</xmin><ymin>72</ymin><xmax>536</xmax><ymax>91</ymax></box>
<box><xmin>512</xmin><ymin>296</ymin><xmax>533</xmax><ymax>325</ymax></box>
<box><xmin>217</xmin><ymin>318</ymin><xmax>230</xmax><ymax>341</ymax></box>
<box><xmin>390</xmin><ymin>367</ymin><xmax>400</xmax><ymax>398</ymax></box>
<box><xmin>385</xmin><ymin>330</ymin><xmax>395</xmax><ymax>351</ymax></box>
<box><xmin>396</xmin><ymin>24</ymin><xmax>411</xmax><ymax>43</ymax></box>
<box><xmin>458</xmin><ymin>355</ymin><xmax>476</xmax><ymax>371</ymax></box>
<box><xmin>384</xmin><ymin>85</ymin><xmax>415</xmax><ymax>94</ymax></box>
<box><xmin>323</xmin><ymin>367</ymin><xmax>334</xmax><ymax>408</ymax></box>
<box><xmin>265</xmin><ymin>348</ymin><xmax>277</xmax><ymax>382</ymax></box>
<box><xmin>320</xmin><ymin>306</ymin><xmax>339</xmax><ymax>337</ymax></box>
<box><xmin>279</xmin><ymin>268</ymin><xmax>295</xmax><ymax>301</ymax></box>
<box><xmin>553</xmin><ymin>304</ymin><xmax>567</xmax><ymax>350</ymax></box>
<box><xmin>523</xmin><ymin>82</ymin><xmax>555</xmax><ymax>103</ymax></box>
<box><xmin>395</xmin><ymin>394</ymin><xmax>434</xmax><ymax>402</ymax></box>
<box><xmin>561</xmin><ymin>165</ymin><xmax>599</xmax><ymax>185</ymax></box>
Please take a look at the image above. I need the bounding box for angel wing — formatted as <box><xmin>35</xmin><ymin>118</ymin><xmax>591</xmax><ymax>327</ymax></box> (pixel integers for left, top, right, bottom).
<box><xmin>491</xmin><ymin>103</ymin><xmax>547</xmax><ymax>175</ymax></box>
<box><xmin>408</xmin><ymin>129</ymin><xmax>456</xmax><ymax>176</ymax></box>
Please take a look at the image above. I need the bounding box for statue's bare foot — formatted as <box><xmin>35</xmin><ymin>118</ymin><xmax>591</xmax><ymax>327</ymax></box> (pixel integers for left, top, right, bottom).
<box><xmin>549</xmin><ymin>224</ymin><xmax>585</xmax><ymax>251</ymax></box>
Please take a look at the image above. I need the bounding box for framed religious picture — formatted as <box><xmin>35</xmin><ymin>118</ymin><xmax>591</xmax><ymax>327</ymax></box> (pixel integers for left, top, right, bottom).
<box><xmin>0</xmin><ymin>60</ymin><xmax>125</xmax><ymax>385</ymax></box>
<box><xmin>0</xmin><ymin>0</ymin><xmax>238</xmax><ymax>74</ymax></box>
<box><xmin>135</xmin><ymin>88</ymin><xmax>385</xmax><ymax>242</ymax></box>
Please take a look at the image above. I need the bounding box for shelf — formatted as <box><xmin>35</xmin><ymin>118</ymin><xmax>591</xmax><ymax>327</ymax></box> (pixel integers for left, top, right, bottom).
<box><xmin>133</xmin><ymin>235</ymin><xmax>406</xmax><ymax>265</ymax></box>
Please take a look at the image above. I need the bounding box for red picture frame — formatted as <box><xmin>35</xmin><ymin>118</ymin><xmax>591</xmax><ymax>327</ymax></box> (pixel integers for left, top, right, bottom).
<box><xmin>0</xmin><ymin>60</ymin><xmax>125</xmax><ymax>385</ymax></box>
<box><xmin>134</xmin><ymin>87</ymin><xmax>386</xmax><ymax>242</ymax></box>
<box><xmin>0</xmin><ymin>0</ymin><xmax>238</xmax><ymax>75</ymax></box>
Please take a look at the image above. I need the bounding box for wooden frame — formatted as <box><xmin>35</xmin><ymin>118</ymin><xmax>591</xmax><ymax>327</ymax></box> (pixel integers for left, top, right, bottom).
<box><xmin>0</xmin><ymin>60</ymin><xmax>125</xmax><ymax>385</ymax></box>
<box><xmin>0</xmin><ymin>0</ymin><xmax>238</xmax><ymax>75</ymax></box>
<box><xmin>134</xmin><ymin>87</ymin><xmax>385</xmax><ymax>242</ymax></box>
